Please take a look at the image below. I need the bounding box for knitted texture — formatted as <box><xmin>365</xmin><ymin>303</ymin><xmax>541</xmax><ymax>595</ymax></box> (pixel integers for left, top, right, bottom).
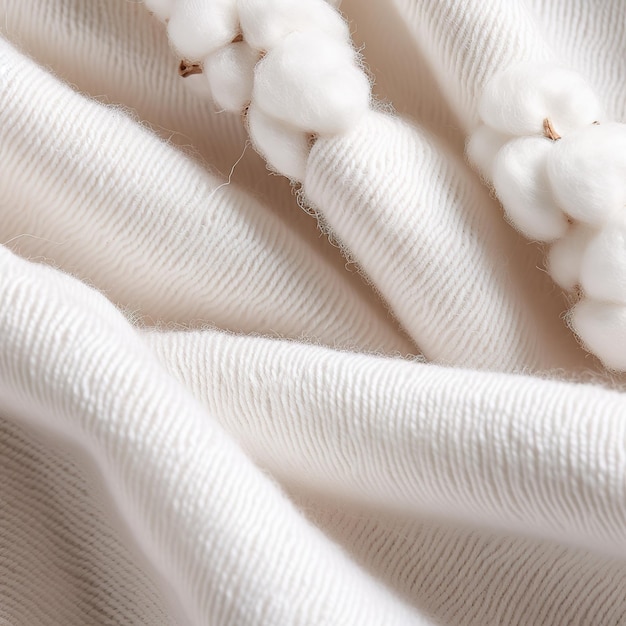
<box><xmin>0</xmin><ymin>38</ymin><xmax>408</xmax><ymax>355</ymax></box>
<box><xmin>0</xmin><ymin>246</ymin><xmax>426</xmax><ymax>626</ymax></box>
<box><xmin>147</xmin><ymin>329</ymin><xmax>626</xmax><ymax>557</ymax></box>
<box><xmin>305</xmin><ymin>111</ymin><xmax>580</xmax><ymax>370</ymax></box>
<box><xmin>2</xmin><ymin>0</ymin><xmax>626</xmax><ymax>625</ymax></box>
<box><xmin>0</xmin><ymin>419</ymin><xmax>180</xmax><ymax>626</ymax></box>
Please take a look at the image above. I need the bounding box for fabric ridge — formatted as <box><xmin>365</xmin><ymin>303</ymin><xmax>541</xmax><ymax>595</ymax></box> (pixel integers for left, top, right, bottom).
<box><xmin>1</xmin><ymin>1</ymin><xmax>626</xmax><ymax>625</ymax></box>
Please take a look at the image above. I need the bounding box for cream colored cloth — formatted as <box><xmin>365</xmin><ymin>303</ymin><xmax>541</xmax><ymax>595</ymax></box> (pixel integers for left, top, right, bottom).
<box><xmin>1</xmin><ymin>1</ymin><xmax>625</xmax><ymax>625</ymax></box>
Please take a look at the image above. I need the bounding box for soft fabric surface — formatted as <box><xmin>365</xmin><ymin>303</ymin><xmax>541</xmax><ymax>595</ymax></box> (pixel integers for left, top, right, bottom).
<box><xmin>0</xmin><ymin>1</ymin><xmax>625</xmax><ymax>624</ymax></box>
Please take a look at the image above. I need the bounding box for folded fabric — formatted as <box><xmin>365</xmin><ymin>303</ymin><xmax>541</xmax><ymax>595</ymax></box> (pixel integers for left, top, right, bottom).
<box><xmin>1</xmin><ymin>0</ymin><xmax>626</xmax><ymax>625</ymax></box>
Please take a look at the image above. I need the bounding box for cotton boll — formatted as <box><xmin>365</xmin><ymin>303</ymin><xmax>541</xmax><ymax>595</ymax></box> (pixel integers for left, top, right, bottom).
<box><xmin>547</xmin><ymin>223</ymin><xmax>595</xmax><ymax>292</ymax></box>
<box><xmin>492</xmin><ymin>136</ymin><xmax>568</xmax><ymax>242</ymax></box>
<box><xmin>168</xmin><ymin>0</ymin><xmax>239</xmax><ymax>60</ymax></box>
<box><xmin>253</xmin><ymin>32</ymin><xmax>370</xmax><ymax>135</ymax></box>
<box><xmin>238</xmin><ymin>0</ymin><xmax>350</xmax><ymax>52</ymax></box>
<box><xmin>205</xmin><ymin>43</ymin><xmax>260</xmax><ymax>112</ymax></box>
<box><xmin>571</xmin><ymin>299</ymin><xmax>626</xmax><ymax>370</ymax></box>
<box><xmin>546</xmin><ymin>122</ymin><xmax>626</xmax><ymax>226</ymax></box>
<box><xmin>579</xmin><ymin>217</ymin><xmax>626</xmax><ymax>303</ymax></box>
<box><xmin>247</xmin><ymin>104</ymin><xmax>309</xmax><ymax>180</ymax></box>
<box><xmin>182</xmin><ymin>73</ymin><xmax>213</xmax><ymax>97</ymax></box>
<box><xmin>144</xmin><ymin>0</ymin><xmax>175</xmax><ymax>21</ymax></box>
<box><xmin>479</xmin><ymin>63</ymin><xmax>603</xmax><ymax>137</ymax></box>
<box><xmin>466</xmin><ymin>124</ymin><xmax>510</xmax><ymax>179</ymax></box>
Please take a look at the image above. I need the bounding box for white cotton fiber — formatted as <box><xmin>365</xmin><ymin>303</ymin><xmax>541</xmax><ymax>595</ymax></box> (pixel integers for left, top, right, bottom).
<box><xmin>466</xmin><ymin>124</ymin><xmax>510</xmax><ymax>179</ymax></box>
<box><xmin>579</xmin><ymin>217</ymin><xmax>626</xmax><ymax>303</ymax></box>
<box><xmin>571</xmin><ymin>299</ymin><xmax>626</xmax><ymax>370</ymax></box>
<box><xmin>144</xmin><ymin>0</ymin><xmax>175</xmax><ymax>21</ymax></box>
<box><xmin>238</xmin><ymin>0</ymin><xmax>350</xmax><ymax>51</ymax></box>
<box><xmin>247</xmin><ymin>104</ymin><xmax>309</xmax><ymax>180</ymax></box>
<box><xmin>547</xmin><ymin>122</ymin><xmax>626</xmax><ymax>226</ymax></box>
<box><xmin>252</xmin><ymin>31</ymin><xmax>370</xmax><ymax>135</ymax></box>
<box><xmin>547</xmin><ymin>224</ymin><xmax>594</xmax><ymax>291</ymax></box>
<box><xmin>492</xmin><ymin>136</ymin><xmax>568</xmax><ymax>241</ymax></box>
<box><xmin>479</xmin><ymin>63</ymin><xmax>603</xmax><ymax>137</ymax></box>
<box><xmin>168</xmin><ymin>0</ymin><xmax>239</xmax><ymax>60</ymax></box>
<box><xmin>205</xmin><ymin>43</ymin><xmax>260</xmax><ymax>112</ymax></box>
<box><xmin>182</xmin><ymin>72</ymin><xmax>213</xmax><ymax>98</ymax></box>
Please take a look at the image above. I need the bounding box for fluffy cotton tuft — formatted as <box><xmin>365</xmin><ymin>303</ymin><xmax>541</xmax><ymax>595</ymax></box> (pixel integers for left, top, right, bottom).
<box><xmin>252</xmin><ymin>31</ymin><xmax>370</xmax><ymax>135</ymax></box>
<box><xmin>205</xmin><ymin>43</ymin><xmax>260</xmax><ymax>112</ymax></box>
<box><xmin>144</xmin><ymin>0</ymin><xmax>370</xmax><ymax>184</ymax></box>
<box><xmin>247</xmin><ymin>104</ymin><xmax>310</xmax><ymax>180</ymax></box>
<box><xmin>546</xmin><ymin>122</ymin><xmax>626</xmax><ymax>226</ymax></box>
<box><xmin>466</xmin><ymin>124</ymin><xmax>510</xmax><ymax>179</ymax></box>
<box><xmin>470</xmin><ymin>62</ymin><xmax>626</xmax><ymax>367</ymax></box>
<box><xmin>579</xmin><ymin>217</ymin><xmax>626</xmax><ymax>303</ymax></box>
<box><xmin>181</xmin><ymin>72</ymin><xmax>213</xmax><ymax>97</ymax></box>
<box><xmin>546</xmin><ymin>224</ymin><xmax>595</xmax><ymax>292</ymax></box>
<box><xmin>144</xmin><ymin>0</ymin><xmax>175</xmax><ymax>21</ymax></box>
<box><xmin>479</xmin><ymin>63</ymin><xmax>603</xmax><ymax>137</ymax></box>
<box><xmin>168</xmin><ymin>0</ymin><xmax>239</xmax><ymax>60</ymax></box>
<box><xmin>238</xmin><ymin>0</ymin><xmax>350</xmax><ymax>51</ymax></box>
<box><xmin>492</xmin><ymin>136</ymin><xmax>568</xmax><ymax>242</ymax></box>
<box><xmin>571</xmin><ymin>299</ymin><xmax>626</xmax><ymax>370</ymax></box>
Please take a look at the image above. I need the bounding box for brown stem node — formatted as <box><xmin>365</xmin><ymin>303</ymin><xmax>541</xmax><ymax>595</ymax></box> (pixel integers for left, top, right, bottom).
<box><xmin>178</xmin><ymin>60</ymin><xmax>203</xmax><ymax>78</ymax></box>
<box><xmin>543</xmin><ymin>118</ymin><xmax>561</xmax><ymax>141</ymax></box>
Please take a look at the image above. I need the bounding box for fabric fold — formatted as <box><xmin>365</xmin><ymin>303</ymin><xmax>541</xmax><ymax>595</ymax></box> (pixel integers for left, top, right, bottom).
<box><xmin>390</xmin><ymin>0</ymin><xmax>554</xmax><ymax>130</ymax></box>
<box><xmin>147</xmin><ymin>327</ymin><xmax>626</xmax><ymax>559</ymax></box>
<box><xmin>0</xmin><ymin>415</ymin><xmax>183</xmax><ymax>626</ymax></box>
<box><xmin>304</xmin><ymin>110</ymin><xmax>584</xmax><ymax>372</ymax></box>
<box><xmin>0</xmin><ymin>247</ymin><xmax>430</xmax><ymax>626</ymax></box>
<box><xmin>0</xmin><ymin>37</ymin><xmax>410</xmax><ymax>355</ymax></box>
<box><xmin>295</xmin><ymin>494</ymin><xmax>626</xmax><ymax>626</ymax></box>
<box><xmin>1</xmin><ymin>1</ymin><xmax>626</xmax><ymax>624</ymax></box>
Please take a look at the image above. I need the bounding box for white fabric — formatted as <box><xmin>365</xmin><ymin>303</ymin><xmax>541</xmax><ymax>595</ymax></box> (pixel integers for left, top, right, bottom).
<box><xmin>1</xmin><ymin>1</ymin><xmax>626</xmax><ymax>625</ymax></box>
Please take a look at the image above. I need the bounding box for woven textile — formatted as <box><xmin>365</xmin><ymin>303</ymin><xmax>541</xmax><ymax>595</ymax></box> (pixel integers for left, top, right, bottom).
<box><xmin>1</xmin><ymin>1</ymin><xmax>625</xmax><ymax>624</ymax></box>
